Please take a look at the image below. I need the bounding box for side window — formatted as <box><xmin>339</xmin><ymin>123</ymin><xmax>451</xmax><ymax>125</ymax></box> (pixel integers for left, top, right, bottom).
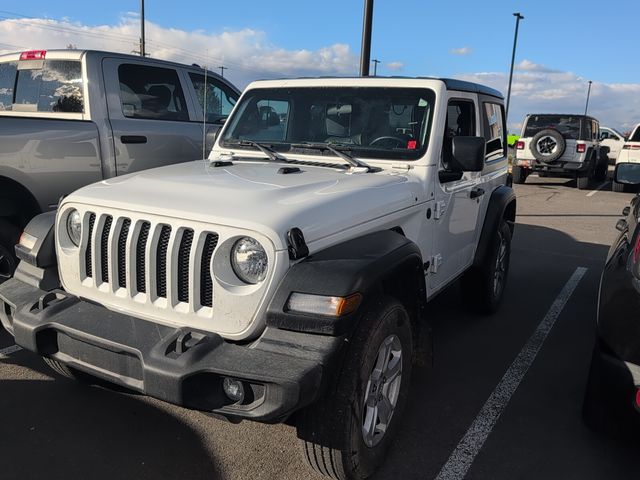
<box><xmin>593</xmin><ymin>121</ymin><xmax>599</xmax><ymax>141</ymax></box>
<box><xmin>584</xmin><ymin>120</ymin><xmax>592</xmax><ymax>141</ymax></box>
<box><xmin>442</xmin><ymin>99</ymin><xmax>476</xmax><ymax>167</ymax></box>
<box><xmin>188</xmin><ymin>73</ymin><xmax>237</xmax><ymax>122</ymax></box>
<box><xmin>118</xmin><ymin>64</ymin><xmax>189</xmax><ymax>121</ymax></box>
<box><xmin>482</xmin><ymin>102</ymin><xmax>505</xmax><ymax>160</ymax></box>
<box><xmin>600</xmin><ymin>130</ymin><xmax>610</xmax><ymax>140</ymax></box>
<box><xmin>0</xmin><ymin>62</ymin><xmax>17</xmax><ymax>111</ymax></box>
<box><xmin>13</xmin><ymin>60</ymin><xmax>83</xmax><ymax>113</ymax></box>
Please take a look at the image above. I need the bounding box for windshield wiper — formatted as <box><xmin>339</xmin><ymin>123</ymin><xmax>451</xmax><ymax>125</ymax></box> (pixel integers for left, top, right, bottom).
<box><xmin>289</xmin><ymin>142</ymin><xmax>374</xmax><ymax>172</ymax></box>
<box><xmin>225</xmin><ymin>139</ymin><xmax>289</xmax><ymax>163</ymax></box>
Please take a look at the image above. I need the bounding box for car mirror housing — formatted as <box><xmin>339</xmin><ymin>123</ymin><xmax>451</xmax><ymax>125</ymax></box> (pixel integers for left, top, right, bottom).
<box><xmin>450</xmin><ymin>136</ymin><xmax>486</xmax><ymax>172</ymax></box>
<box><xmin>614</xmin><ymin>162</ymin><xmax>640</xmax><ymax>185</ymax></box>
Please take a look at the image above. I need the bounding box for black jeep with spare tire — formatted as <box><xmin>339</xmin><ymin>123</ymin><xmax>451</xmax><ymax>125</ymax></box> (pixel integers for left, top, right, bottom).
<box><xmin>512</xmin><ymin>114</ymin><xmax>609</xmax><ymax>189</ymax></box>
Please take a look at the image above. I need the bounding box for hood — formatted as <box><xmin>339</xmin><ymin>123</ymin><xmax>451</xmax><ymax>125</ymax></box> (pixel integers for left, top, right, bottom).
<box><xmin>66</xmin><ymin>160</ymin><xmax>422</xmax><ymax>250</ymax></box>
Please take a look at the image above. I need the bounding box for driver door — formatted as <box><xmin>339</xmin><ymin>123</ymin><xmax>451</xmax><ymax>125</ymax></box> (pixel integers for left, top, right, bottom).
<box><xmin>430</xmin><ymin>93</ymin><xmax>484</xmax><ymax>293</ymax></box>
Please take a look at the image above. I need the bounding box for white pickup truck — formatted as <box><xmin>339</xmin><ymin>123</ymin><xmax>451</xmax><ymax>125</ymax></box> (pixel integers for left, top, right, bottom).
<box><xmin>0</xmin><ymin>76</ymin><xmax>516</xmax><ymax>479</ymax></box>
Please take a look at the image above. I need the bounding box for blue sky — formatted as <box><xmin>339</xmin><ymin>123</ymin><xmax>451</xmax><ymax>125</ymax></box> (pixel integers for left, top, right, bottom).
<box><xmin>1</xmin><ymin>1</ymin><xmax>639</xmax><ymax>130</ymax></box>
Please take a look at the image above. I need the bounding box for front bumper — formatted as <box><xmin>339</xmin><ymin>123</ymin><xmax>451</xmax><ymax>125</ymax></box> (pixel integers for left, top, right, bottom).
<box><xmin>0</xmin><ymin>278</ymin><xmax>344</xmax><ymax>423</ymax></box>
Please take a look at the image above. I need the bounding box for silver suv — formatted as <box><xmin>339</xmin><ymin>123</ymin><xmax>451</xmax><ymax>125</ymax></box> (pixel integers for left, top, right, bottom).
<box><xmin>513</xmin><ymin>114</ymin><xmax>608</xmax><ymax>189</ymax></box>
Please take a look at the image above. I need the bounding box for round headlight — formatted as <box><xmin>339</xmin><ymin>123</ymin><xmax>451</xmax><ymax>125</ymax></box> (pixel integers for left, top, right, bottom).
<box><xmin>66</xmin><ymin>209</ymin><xmax>82</xmax><ymax>246</ymax></box>
<box><xmin>231</xmin><ymin>237</ymin><xmax>268</xmax><ymax>284</ymax></box>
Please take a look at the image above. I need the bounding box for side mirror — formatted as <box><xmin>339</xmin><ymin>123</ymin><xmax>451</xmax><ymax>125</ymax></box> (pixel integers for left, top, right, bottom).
<box><xmin>450</xmin><ymin>136</ymin><xmax>486</xmax><ymax>172</ymax></box>
<box><xmin>614</xmin><ymin>162</ymin><xmax>640</xmax><ymax>185</ymax></box>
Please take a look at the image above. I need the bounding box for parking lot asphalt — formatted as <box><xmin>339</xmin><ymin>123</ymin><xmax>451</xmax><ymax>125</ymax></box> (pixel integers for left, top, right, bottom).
<box><xmin>1</xmin><ymin>174</ymin><xmax>639</xmax><ymax>480</ymax></box>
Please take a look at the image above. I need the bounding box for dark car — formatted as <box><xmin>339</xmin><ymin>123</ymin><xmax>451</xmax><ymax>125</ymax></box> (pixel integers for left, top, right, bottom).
<box><xmin>583</xmin><ymin>162</ymin><xmax>640</xmax><ymax>429</ymax></box>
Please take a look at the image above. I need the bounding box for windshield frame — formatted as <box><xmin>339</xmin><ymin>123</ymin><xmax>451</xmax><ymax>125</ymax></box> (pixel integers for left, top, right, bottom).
<box><xmin>219</xmin><ymin>86</ymin><xmax>436</xmax><ymax>162</ymax></box>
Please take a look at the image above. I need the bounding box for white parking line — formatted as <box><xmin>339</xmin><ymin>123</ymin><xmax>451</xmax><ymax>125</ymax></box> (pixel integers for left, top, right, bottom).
<box><xmin>0</xmin><ymin>344</ymin><xmax>22</xmax><ymax>359</ymax></box>
<box><xmin>435</xmin><ymin>266</ymin><xmax>587</xmax><ymax>480</ymax></box>
<box><xmin>586</xmin><ymin>182</ymin><xmax>608</xmax><ymax>197</ymax></box>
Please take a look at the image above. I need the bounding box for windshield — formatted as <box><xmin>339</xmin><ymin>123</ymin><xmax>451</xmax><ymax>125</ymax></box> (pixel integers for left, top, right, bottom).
<box><xmin>524</xmin><ymin>115</ymin><xmax>581</xmax><ymax>140</ymax></box>
<box><xmin>629</xmin><ymin>126</ymin><xmax>640</xmax><ymax>142</ymax></box>
<box><xmin>221</xmin><ymin>87</ymin><xmax>436</xmax><ymax>160</ymax></box>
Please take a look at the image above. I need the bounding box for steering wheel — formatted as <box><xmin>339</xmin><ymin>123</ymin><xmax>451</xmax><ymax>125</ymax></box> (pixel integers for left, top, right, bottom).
<box><xmin>369</xmin><ymin>136</ymin><xmax>407</xmax><ymax>148</ymax></box>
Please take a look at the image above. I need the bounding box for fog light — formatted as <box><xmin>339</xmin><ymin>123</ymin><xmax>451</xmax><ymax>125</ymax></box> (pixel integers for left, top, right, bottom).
<box><xmin>223</xmin><ymin>377</ymin><xmax>245</xmax><ymax>403</ymax></box>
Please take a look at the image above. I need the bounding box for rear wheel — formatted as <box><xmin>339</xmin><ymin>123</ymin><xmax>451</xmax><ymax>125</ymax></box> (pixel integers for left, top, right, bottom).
<box><xmin>462</xmin><ymin>220</ymin><xmax>512</xmax><ymax>314</ymax></box>
<box><xmin>296</xmin><ymin>296</ymin><xmax>413</xmax><ymax>479</ymax></box>
<box><xmin>512</xmin><ymin>165</ymin><xmax>527</xmax><ymax>184</ymax></box>
<box><xmin>577</xmin><ymin>175</ymin><xmax>590</xmax><ymax>190</ymax></box>
<box><xmin>613</xmin><ymin>181</ymin><xmax>626</xmax><ymax>193</ymax></box>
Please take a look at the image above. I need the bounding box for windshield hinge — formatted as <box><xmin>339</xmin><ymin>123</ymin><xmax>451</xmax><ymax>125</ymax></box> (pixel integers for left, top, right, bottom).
<box><xmin>391</xmin><ymin>163</ymin><xmax>412</xmax><ymax>171</ymax></box>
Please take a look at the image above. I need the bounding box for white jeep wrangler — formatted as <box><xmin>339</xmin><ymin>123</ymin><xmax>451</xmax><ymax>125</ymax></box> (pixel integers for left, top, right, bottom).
<box><xmin>513</xmin><ymin>113</ymin><xmax>609</xmax><ymax>189</ymax></box>
<box><xmin>0</xmin><ymin>77</ymin><xmax>515</xmax><ymax>479</ymax></box>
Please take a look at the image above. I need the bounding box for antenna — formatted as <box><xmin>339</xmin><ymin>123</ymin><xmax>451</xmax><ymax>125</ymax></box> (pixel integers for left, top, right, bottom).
<box><xmin>202</xmin><ymin>60</ymin><xmax>208</xmax><ymax>161</ymax></box>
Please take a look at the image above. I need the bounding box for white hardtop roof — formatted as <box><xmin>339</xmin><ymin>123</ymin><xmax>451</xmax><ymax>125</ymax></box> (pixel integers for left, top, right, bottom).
<box><xmin>245</xmin><ymin>77</ymin><xmax>503</xmax><ymax>98</ymax></box>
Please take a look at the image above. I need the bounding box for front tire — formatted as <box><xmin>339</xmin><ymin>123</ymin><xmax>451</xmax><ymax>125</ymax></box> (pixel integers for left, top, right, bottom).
<box><xmin>462</xmin><ymin>220</ymin><xmax>512</xmax><ymax>314</ymax></box>
<box><xmin>43</xmin><ymin>357</ymin><xmax>92</xmax><ymax>383</ymax></box>
<box><xmin>296</xmin><ymin>297</ymin><xmax>413</xmax><ymax>479</ymax></box>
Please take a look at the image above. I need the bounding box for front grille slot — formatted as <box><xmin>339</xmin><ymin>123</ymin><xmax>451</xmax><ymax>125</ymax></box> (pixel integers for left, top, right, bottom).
<box><xmin>177</xmin><ymin>229</ymin><xmax>194</xmax><ymax>303</ymax></box>
<box><xmin>200</xmin><ymin>233</ymin><xmax>219</xmax><ymax>307</ymax></box>
<box><xmin>136</xmin><ymin>222</ymin><xmax>151</xmax><ymax>293</ymax></box>
<box><xmin>85</xmin><ymin>213</ymin><xmax>95</xmax><ymax>277</ymax></box>
<box><xmin>156</xmin><ymin>225</ymin><xmax>172</xmax><ymax>298</ymax></box>
<box><xmin>117</xmin><ymin>219</ymin><xmax>131</xmax><ymax>288</ymax></box>
<box><xmin>100</xmin><ymin>216</ymin><xmax>113</xmax><ymax>283</ymax></box>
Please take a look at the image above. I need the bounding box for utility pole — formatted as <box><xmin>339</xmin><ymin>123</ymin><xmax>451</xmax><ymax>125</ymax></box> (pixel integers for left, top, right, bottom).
<box><xmin>139</xmin><ymin>0</ymin><xmax>146</xmax><ymax>58</ymax></box>
<box><xmin>505</xmin><ymin>12</ymin><xmax>524</xmax><ymax>123</ymax></box>
<box><xmin>218</xmin><ymin>66</ymin><xmax>227</xmax><ymax>77</ymax></box>
<box><xmin>372</xmin><ymin>59</ymin><xmax>381</xmax><ymax>76</ymax></box>
<box><xmin>359</xmin><ymin>0</ymin><xmax>374</xmax><ymax>76</ymax></box>
<box><xmin>584</xmin><ymin>80</ymin><xmax>593</xmax><ymax>115</ymax></box>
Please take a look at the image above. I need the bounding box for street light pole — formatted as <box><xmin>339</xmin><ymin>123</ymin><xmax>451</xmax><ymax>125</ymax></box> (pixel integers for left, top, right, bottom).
<box><xmin>584</xmin><ymin>80</ymin><xmax>593</xmax><ymax>116</ymax></box>
<box><xmin>139</xmin><ymin>0</ymin><xmax>146</xmax><ymax>57</ymax></box>
<box><xmin>505</xmin><ymin>12</ymin><xmax>524</xmax><ymax>123</ymax></box>
<box><xmin>372</xmin><ymin>59</ymin><xmax>381</xmax><ymax>76</ymax></box>
<box><xmin>218</xmin><ymin>66</ymin><xmax>227</xmax><ymax>77</ymax></box>
<box><xmin>359</xmin><ymin>0</ymin><xmax>374</xmax><ymax>76</ymax></box>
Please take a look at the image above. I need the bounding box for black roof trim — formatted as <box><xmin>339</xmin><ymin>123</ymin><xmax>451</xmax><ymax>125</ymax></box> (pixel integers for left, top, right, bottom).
<box><xmin>437</xmin><ymin>78</ymin><xmax>504</xmax><ymax>99</ymax></box>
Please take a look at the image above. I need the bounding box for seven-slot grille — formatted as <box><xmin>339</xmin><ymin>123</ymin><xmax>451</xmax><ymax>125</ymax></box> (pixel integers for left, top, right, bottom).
<box><xmin>82</xmin><ymin>212</ymin><xmax>218</xmax><ymax>309</ymax></box>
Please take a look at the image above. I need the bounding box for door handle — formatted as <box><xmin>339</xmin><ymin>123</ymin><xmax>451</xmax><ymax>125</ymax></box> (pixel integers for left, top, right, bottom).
<box><xmin>121</xmin><ymin>135</ymin><xmax>147</xmax><ymax>144</ymax></box>
<box><xmin>470</xmin><ymin>187</ymin><xmax>485</xmax><ymax>199</ymax></box>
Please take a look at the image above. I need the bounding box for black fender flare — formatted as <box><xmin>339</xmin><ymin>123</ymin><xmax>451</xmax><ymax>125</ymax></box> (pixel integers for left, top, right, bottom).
<box><xmin>266</xmin><ymin>230</ymin><xmax>428</xmax><ymax>340</ymax></box>
<box><xmin>12</xmin><ymin>211</ymin><xmax>60</xmax><ymax>291</ymax></box>
<box><xmin>472</xmin><ymin>185</ymin><xmax>516</xmax><ymax>267</ymax></box>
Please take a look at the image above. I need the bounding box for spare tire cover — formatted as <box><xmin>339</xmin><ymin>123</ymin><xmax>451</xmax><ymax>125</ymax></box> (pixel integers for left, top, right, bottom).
<box><xmin>529</xmin><ymin>129</ymin><xmax>566</xmax><ymax>162</ymax></box>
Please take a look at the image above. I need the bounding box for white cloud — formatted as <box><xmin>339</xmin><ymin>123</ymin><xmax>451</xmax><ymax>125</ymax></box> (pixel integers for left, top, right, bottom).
<box><xmin>386</xmin><ymin>61</ymin><xmax>404</xmax><ymax>71</ymax></box>
<box><xmin>0</xmin><ymin>16</ymin><xmax>358</xmax><ymax>87</ymax></box>
<box><xmin>515</xmin><ymin>59</ymin><xmax>560</xmax><ymax>73</ymax></box>
<box><xmin>456</xmin><ymin>63</ymin><xmax>640</xmax><ymax>132</ymax></box>
<box><xmin>450</xmin><ymin>47</ymin><xmax>472</xmax><ymax>56</ymax></box>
